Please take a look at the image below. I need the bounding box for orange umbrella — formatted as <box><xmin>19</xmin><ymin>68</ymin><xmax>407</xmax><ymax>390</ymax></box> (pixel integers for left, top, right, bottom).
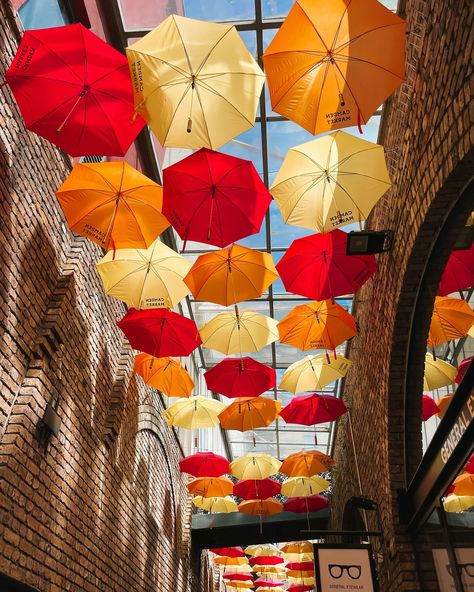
<box><xmin>428</xmin><ymin>296</ymin><xmax>474</xmax><ymax>346</ymax></box>
<box><xmin>281</xmin><ymin>541</ymin><xmax>313</xmax><ymax>554</ymax></box>
<box><xmin>280</xmin><ymin>450</ymin><xmax>335</xmax><ymax>477</ymax></box>
<box><xmin>437</xmin><ymin>394</ymin><xmax>453</xmax><ymax>419</ymax></box>
<box><xmin>187</xmin><ymin>476</ymin><xmax>234</xmax><ymax>498</ymax></box>
<box><xmin>262</xmin><ymin>0</ymin><xmax>405</xmax><ymax>135</ymax></box>
<box><xmin>184</xmin><ymin>244</ymin><xmax>279</xmax><ymax>306</ymax></box>
<box><xmin>225</xmin><ymin>583</ymin><xmax>253</xmax><ymax>589</ymax></box>
<box><xmin>452</xmin><ymin>473</ymin><xmax>474</xmax><ymax>496</ymax></box>
<box><xmin>219</xmin><ymin>397</ymin><xmax>282</xmax><ymax>432</ymax></box>
<box><xmin>287</xmin><ymin>570</ymin><xmax>314</xmax><ymax>579</ymax></box>
<box><xmin>56</xmin><ymin>161</ymin><xmax>169</xmax><ymax>250</ymax></box>
<box><xmin>134</xmin><ymin>354</ymin><xmax>194</xmax><ymax>398</ymax></box>
<box><xmin>215</xmin><ymin>557</ymin><xmax>249</xmax><ymax>567</ymax></box>
<box><xmin>238</xmin><ymin>498</ymin><xmax>283</xmax><ymax>516</ymax></box>
<box><xmin>278</xmin><ymin>300</ymin><xmax>357</xmax><ymax>352</ymax></box>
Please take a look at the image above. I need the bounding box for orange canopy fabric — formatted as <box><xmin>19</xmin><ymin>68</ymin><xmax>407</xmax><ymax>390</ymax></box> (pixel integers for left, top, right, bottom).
<box><xmin>278</xmin><ymin>300</ymin><xmax>357</xmax><ymax>351</ymax></box>
<box><xmin>452</xmin><ymin>473</ymin><xmax>474</xmax><ymax>496</ymax></box>
<box><xmin>184</xmin><ymin>244</ymin><xmax>279</xmax><ymax>306</ymax></box>
<box><xmin>187</xmin><ymin>476</ymin><xmax>234</xmax><ymax>498</ymax></box>
<box><xmin>214</xmin><ymin>556</ymin><xmax>249</xmax><ymax>566</ymax></box>
<box><xmin>238</xmin><ymin>498</ymin><xmax>283</xmax><ymax>516</ymax></box>
<box><xmin>428</xmin><ymin>296</ymin><xmax>474</xmax><ymax>346</ymax></box>
<box><xmin>219</xmin><ymin>397</ymin><xmax>282</xmax><ymax>432</ymax></box>
<box><xmin>56</xmin><ymin>161</ymin><xmax>169</xmax><ymax>250</ymax></box>
<box><xmin>280</xmin><ymin>450</ymin><xmax>335</xmax><ymax>477</ymax></box>
<box><xmin>134</xmin><ymin>354</ymin><xmax>194</xmax><ymax>398</ymax></box>
<box><xmin>262</xmin><ymin>0</ymin><xmax>405</xmax><ymax>135</ymax></box>
<box><xmin>281</xmin><ymin>541</ymin><xmax>313</xmax><ymax>554</ymax></box>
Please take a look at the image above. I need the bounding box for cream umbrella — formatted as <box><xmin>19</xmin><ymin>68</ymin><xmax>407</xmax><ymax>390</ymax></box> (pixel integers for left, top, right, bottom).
<box><xmin>271</xmin><ymin>131</ymin><xmax>391</xmax><ymax>233</ymax></box>
<box><xmin>230</xmin><ymin>453</ymin><xmax>282</xmax><ymax>481</ymax></box>
<box><xmin>245</xmin><ymin>544</ymin><xmax>282</xmax><ymax>557</ymax></box>
<box><xmin>424</xmin><ymin>353</ymin><xmax>456</xmax><ymax>391</ymax></box>
<box><xmin>443</xmin><ymin>494</ymin><xmax>474</xmax><ymax>512</ymax></box>
<box><xmin>281</xmin><ymin>476</ymin><xmax>329</xmax><ymax>497</ymax></box>
<box><xmin>192</xmin><ymin>496</ymin><xmax>238</xmax><ymax>513</ymax></box>
<box><xmin>126</xmin><ymin>15</ymin><xmax>264</xmax><ymax>150</ymax></box>
<box><xmin>280</xmin><ymin>354</ymin><xmax>352</xmax><ymax>394</ymax></box>
<box><xmin>161</xmin><ymin>396</ymin><xmax>225</xmax><ymax>429</ymax></box>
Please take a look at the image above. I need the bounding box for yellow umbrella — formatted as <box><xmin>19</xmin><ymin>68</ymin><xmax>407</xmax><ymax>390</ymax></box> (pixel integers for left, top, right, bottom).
<box><xmin>245</xmin><ymin>544</ymin><xmax>281</xmax><ymax>557</ymax></box>
<box><xmin>271</xmin><ymin>131</ymin><xmax>391</xmax><ymax>233</ymax></box>
<box><xmin>225</xmin><ymin>583</ymin><xmax>254</xmax><ymax>590</ymax></box>
<box><xmin>280</xmin><ymin>354</ymin><xmax>352</xmax><ymax>394</ymax></box>
<box><xmin>161</xmin><ymin>396</ymin><xmax>225</xmax><ymax>429</ymax></box>
<box><xmin>126</xmin><ymin>15</ymin><xmax>264</xmax><ymax>150</ymax></box>
<box><xmin>424</xmin><ymin>353</ymin><xmax>456</xmax><ymax>391</ymax></box>
<box><xmin>192</xmin><ymin>496</ymin><xmax>238</xmax><ymax>513</ymax></box>
<box><xmin>281</xmin><ymin>541</ymin><xmax>313</xmax><ymax>554</ymax></box>
<box><xmin>215</xmin><ymin>557</ymin><xmax>249</xmax><ymax>567</ymax></box>
<box><xmin>283</xmin><ymin>552</ymin><xmax>314</xmax><ymax>563</ymax></box>
<box><xmin>281</xmin><ymin>476</ymin><xmax>329</xmax><ymax>497</ymax></box>
<box><xmin>97</xmin><ymin>239</ymin><xmax>191</xmax><ymax>309</ymax></box>
<box><xmin>254</xmin><ymin>588</ymin><xmax>285</xmax><ymax>592</ymax></box>
<box><xmin>230</xmin><ymin>454</ymin><xmax>282</xmax><ymax>480</ymax></box>
<box><xmin>443</xmin><ymin>494</ymin><xmax>474</xmax><ymax>513</ymax></box>
<box><xmin>220</xmin><ymin>564</ymin><xmax>253</xmax><ymax>574</ymax></box>
<box><xmin>287</xmin><ymin>570</ymin><xmax>314</xmax><ymax>578</ymax></box>
<box><xmin>287</xmin><ymin>576</ymin><xmax>315</xmax><ymax>585</ymax></box>
<box><xmin>253</xmin><ymin>567</ymin><xmax>287</xmax><ymax>575</ymax></box>
<box><xmin>200</xmin><ymin>310</ymin><xmax>279</xmax><ymax>354</ymax></box>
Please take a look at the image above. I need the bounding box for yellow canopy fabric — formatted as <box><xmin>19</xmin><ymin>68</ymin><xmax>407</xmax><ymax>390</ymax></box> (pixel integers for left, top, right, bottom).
<box><xmin>97</xmin><ymin>239</ymin><xmax>191</xmax><ymax>309</ymax></box>
<box><xmin>192</xmin><ymin>496</ymin><xmax>238</xmax><ymax>513</ymax></box>
<box><xmin>253</xmin><ymin>566</ymin><xmax>287</xmax><ymax>575</ymax></box>
<box><xmin>287</xmin><ymin>570</ymin><xmax>314</xmax><ymax>578</ymax></box>
<box><xmin>281</xmin><ymin>476</ymin><xmax>329</xmax><ymax>497</ymax></box>
<box><xmin>281</xmin><ymin>541</ymin><xmax>313</xmax><ymax>554</ymax></box>
<box><xmin>443</xmin><ymin>494</ymin><xmax>474</xmax><ymax>513</ymax></box>
<box><xmin>134</xmin><ymin>354</ymin><xmax>194</xmax><ymax>398</ymax></box>
<box><xmin>271</xmin><ymin>131</ymin><xmax>391</xmax><ymax>233</ymax></box>
<box><xmin>245</xmin><ymin>544</ymin><xmax>282</xmax><ymax>557</ymax></box>
<box><xmin>161</xmin><ymin>396</ymin><xmax>225</xmax><ymax>429</ymax></box>
<box><xmin>282</xmin><ymin>552</ymin><xmax>315</xmax><ymax>563</ymax></box>
<box><xmin>280</xmin><ymin>354</ymin><xmax>352</xmax><ymax>393</ymax></box>
<box><xmin>220</xmin><ymin>564</ymin><xmax>253</xmax><ymax>573</ymax></box>
<box><xmin>225</xmin><ymin>583</ymin><xmax>253</xmax><ymax>589</ymax></box>
<box><xmin>230</xmin><ymin>454</ymin><xmax>282</xmax><ymax>481</ymax></box>
<box><xmin>215</xmin><ymin>556</ymin><xmax>249</xmax><ymax>566</ymax></box>
<box><xmin>126</xmin><ymin>15</ymin><xmax>264</xmax><ymax>150</ymax></box>
<box><xmin>200</xmin><ymin>310</ymin><xmax>279</xmax><ymax>354</ymax></box>
<box><xmin>423</xmin><ymin>353</ymin><xmax>456</xmax><ymax>391</ymax></box>
<box><xmin>287</xmin><ymin>576</ymin><xmax>315</xmax><ymax>585</ymax></box>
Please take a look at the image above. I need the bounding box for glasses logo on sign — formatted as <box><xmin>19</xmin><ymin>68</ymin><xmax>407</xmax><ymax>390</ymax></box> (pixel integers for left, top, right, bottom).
<box><xmin>328</xmin><ymin>564</ymin><xmax>362</xmax><ymax>580</ymax></box>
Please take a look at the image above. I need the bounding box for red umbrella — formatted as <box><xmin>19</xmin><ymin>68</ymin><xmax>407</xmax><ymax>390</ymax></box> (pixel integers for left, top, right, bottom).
<box><xmin>286</xmin><ymin>562</ymin><xmax>315</xmax><ymax>571</ymax></box>
<box><xmin>4</xmin><ymin>24</ymin><xmax>144</xmax><ymax>156</ymax></box>
<box><xmin>279</xmin><ymin>394</ymin><xmax>347</xmax><ymax>426</ymax></box>
<box><xmin>249</xmin><ymin>556</ymin><xmax>284</xmax><ymax>566</ymax></box>
<box><xmin>421</xmin><ymin>395</ymin><xmax>439</xmax><ymax>421</ymax></box>
<box><xmin>223</xmin><ymin>573</ymin><xmax>254</xmax><ymax>581</ymax></box>
<box><xmin>465</xmin><ymin>453</ymin><xmax>474</xmax><ymax>474</ymax></box>
<box><xmin>117</xmin><ymin>308</ymin><xmax>201</xmax><ymax>358</ymax></box>
<box><xmin>284</xmin><ymin>494</ymin><xmax>329</xmax><ymax>514</ymax></box>
<box><xmin>253</xmin><ymin>579</ymin><xmax>284</xmax><ymax>587</ymax></box>
<box><xmin>234</xmin><ymin>479</ymin><xmax>281</xmax><ymax>500</ymax></box>
<box><xmin>455</xmin><ymin>357</ymin><xmax>472</xmax><ymax>384</ymax></box>
<box><xmin>179</xmin><ymin>452</ymin><xmax>230</xmax><ymax>478</ymax></box>
<box><xmin>163</xmin><ymin>148</ymin><xmax>271</xmax><ymax>248</ymax></box>
<box><xmin>205</xmin><ymin>357</ymin><xmax>276</xmax><ymax>398</ymax></box>
<box><xmin>287</xmin><ymin>586</ymin><xmax>314</xmax><ymax>592</ymax></box>
<box><xmin>211</xmin><ymin>547</ymin><xmax>245</xmax><ymax>558</ymax></box>
<box><xmin>276</xmin><ymin>229</ymin><xmax>377</xmax><ymax>300</ymax></box>
<box><xmin>438</xmin><ymin>243</ymin><xmax>474</xmax><ymax>296</ymax></box>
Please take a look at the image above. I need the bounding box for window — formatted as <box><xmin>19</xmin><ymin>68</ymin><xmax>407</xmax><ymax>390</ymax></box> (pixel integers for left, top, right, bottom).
<box><xmin>18</xmin><ymin>0</ymin><xmax>72</xmax><ymax>30</ymax></box>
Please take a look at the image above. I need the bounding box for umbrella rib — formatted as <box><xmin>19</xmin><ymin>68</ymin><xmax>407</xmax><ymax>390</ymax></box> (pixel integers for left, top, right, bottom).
<box><xmin>330</xmin><ymin>59</ymin><xmax>365</xmax><ymax>120</ymax></box>
<box><xmin>197</xmin><ymin>79</ymin><xmax>255</xmax><ymax>126</ymax></box>
<box><xmin>128</xmin><ymin>48</ymin><xmax>190</xmax><ymax>78</ymax></box>
<box><xmin>334</xmin><ymin>21</ymin><xmax>405</xmax><ymax>61</ymax></box>
<box><xmin>89</xmin><ymin>91</ymin><xmax>124</xmax><ymax>152</ymax></box>
<box><xmin>192</xmin><ymin>83</ymin><xmax>213</xmax><ymax>147</ymax></box>
<box><xmin>28</xmin><ymin>31</ymin><xmax>84</xmax><ymax>84</ymax></box>
<box><xmin>75</xmin><ymin>162</ymin><xmax>119</xmax><ymax>193</ymax></box>
<box><xmin>329</xmin><ymin>0</ymin><xmax>352</xmax><ymax>53</ymax></box>
<box><xmin>328</xmin><ymin>146</ymin><xmax>381</xmax><ymax>170</ymax></box>
<box><xmin>103</xmin><ymin>264</ymin><xmax>147</xmax><ymax>293</ymax></box>
<box><xmin>281</xmin><ymin>175</ymin><xmax>327</xmax><ymax>221</ymax></box>
<box><xmin>194</xmin><ymin>26</ymin><xmax>235</xmax><ymax>77</ymax></box>
<box><xmin>118</xmin><ymin>197</ymin><xmax>149</xmax><ymax>245</ymax></box>
<box><xmin>162</xmin><ymin>82</ymin><xmax>195</xmax><ymax>146</ymax></box>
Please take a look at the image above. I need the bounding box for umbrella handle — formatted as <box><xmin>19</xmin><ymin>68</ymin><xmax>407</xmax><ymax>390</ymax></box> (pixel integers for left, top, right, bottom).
<box><xmin>187</xmin><ymin>117</ymin><xmax>193</xmax><ymax>133</ymax></box>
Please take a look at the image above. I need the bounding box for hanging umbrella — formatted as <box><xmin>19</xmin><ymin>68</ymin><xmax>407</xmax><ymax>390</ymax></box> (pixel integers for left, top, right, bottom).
<box><xmin>161</xmin><ymin>396</ymin><xmax>225</xmax><ymax>429</ymax></box>
<box><xmin>255</xmin><ymin>588</ymin><xmax>286</xmax><ymax>592</ymax></box>
<box><xmin>278</xmin><ymin>300</ymin><xmax>357</xmax><ymax>353</ymax></box>
<box><xmin>276</xmin><ymin>230</ymin><xmax>377</xmax><ymax>300</ymax></box>
<box><xmin>280</xmin><ymin>354</ymin><xmax>352</xmax><ymax>394</ymax></box>
<box><xmin>287</xmin><ymin>586</ymin><xmax>314</xmax><ymax>592</ymax></box>
<box><xmin>97</xmin><ymin>239</ymin><xmax>190</xmax><ymax>309</ymax></box>
<box><xmin>234</xmin><ymin>479</ymin><xmax>281</xmax><ymax>501</ymax></box>
<box><xmin>281</xmin><ymin>542</ymin><xmax>313</xmax><ymax>554</ymax></box>
<box><xmin>281</xmin><ymin>476</ymin><xmax>329</xmax><ymax>497</ymax></box>
<box><xmin>118</xmin><ymin>308</ymin><xmax>201</xmax><ymax>358</ymax></box>
<box><xmin>436</xmin><ymin>394</ymin><xmax>453</xmax><ymax>420</ymax></box>
<box><xmin>245</xmin><ymin>544</ymin><xmax>281</xmax><ymax>557</ymax></box>
<box><xmin>179</xmin><ymin>451</ymin><xmax>230</xmax><ymax>478</ymax></box>
<box><xmin>421</xmin><ymin>395</ymin><xmax>439</xmax><ymax>421</ymax></box>
<box><xmin>184</xmin><ymin>244</ymin><xmax>278</xmax><ymax>306</ymax></box>
<box><xmin>219</xmin><ymin>397</ymin><xmax>281</xmax><ymax>432</ymax></box>
<box><xmin>280</xmin><ymin>450</ymin><xmax>335</xmax><ymax>477</ymax></box>
<box><xmin>249</xmin><ymin>556</ymin><xmax>284</xmax><ymax>566</ymax></box>
<box><xmin>280</xmin><ymin>393</ymin><xmax>347</xmax><ymax>426</ymax></box>
<box><xmin>193</xmin><ymin>496</ymin><xmax>238</xmax><ymax>513</ymax></box>
<box><xmin>438</xmin><ymin>243</ymin><xmax>474</xmax><ymax>296</ymax></box>
<box><xmin>428</xmin><ymin>296</ymin><xmax>474</xmax><ymax>346</ymax></box>
<box><xmin>452</xmin><ymin>474</ymin><xmax>474</xmax><ymax>496</ymax></box>
<box><xmin>187</xmin><ymin>476</ymin><xmax>234</xmax><ymax>497</ymax></box>
<box><xmin>215</xmin><ymin>556</ymin><xmax>249</xmax><ymax>567</ymax></box>
<box><xmin>284</xmin><ymin>495</ymin><xmax>329</xmax><ymax>513</ymax></box>
<box><xmin>211</xmin><ymin>547</ymin><xmax>246</xmax><ymax>558</ymax></box>
<box><xmin>253</xmin><ymin>571</ymin><xmax>287</xmax><ymax>579</ymax></box>
<box><xmin>262</xmin><ymin>0</ymin><xmax>405</xmax><ymax>135</ymax></box>
<box><xmin>225</xmin><ymin>581</ymin><xmax>254</xmax><ymax>589</ymax></box>
<box><xmin>239</xmin><ymin>499</ymin><xmax>283</xmax><ymax>516</ymax></box>
<box><xmin>223</xmin><ymin>574</ymin><xmax>254</xmax><ymax>582</ymax></box>
<box><xmin>282</xmin><ymin>551</ymin><xmax>315</xmax><ymax>563</ymax></box>
<box><xmin>56</xmin><ymin>161</ymin><xmax>169</xmax><ymax>250</ymax></box>
<box><xmin>455</xmin><ymin>357</ymin><xmax>472</xmax><ymax>384</ymax></box>
<box><xmin>205</xmin><ymin>357</ymin><xmax>276</xmax><ymax>398</ymax></box>
<box><xmin>126</xmin><ymin>15</ymin><xmax>264</xmax><ymax>149</ymax></box>
<box><xmin>253</xmin><ymin>579</ymin><xmax>284</xmax><ymax>588</ymax></box>
<box><xmin>5</xmin><ymin>23</ymin><xmax>144</xmax><ymax>156</ymax></box>
<box><xmin>163</xmin><ymin>149</ymin><xmax>271</xmax><ymax>248</ymax></box>
<box><xmin>288</xmin><ymin>576</ymin><xmax>315</xmax><ymax>586</ymax></box>
<box><xmin>443</xmin><ymin>495</ymin><xmax>474</xmax><ymax>513</ymax></box>
<box><xmin>134</xmin><ymin>354</ymin><xmax>194</xmax><ymax>398</ymax></box>
<box><xmin>220</xmin><ymin>565</ymin><xmax>254</xmax><ymax>575</ymax></box>
<box><xmin>270</xmin><ymin>131</ymin><xmax>391</xmax><ymax>233</ymax></box>
<box><xmin>465</xmin><ymin>453</ymin><xmax>474</xmax><ymax>474</ymax></box>
<box><xmin>231</xmin><ymin>455</ymin><xmax>282</xmax><ymax>481</ymax></box>
<box><xmin>200</xmin><ymin>310</ymin><xmax>279</xmax><ymax>355</ymax></box>
<box><xmin>288</xmin><ymin>570</ymin><xmax>314</xmax><ymax>579</ymax></box>
<box><xmin>423</xmin><ymin>353</ymin><xmax>456</xmax><ymax>391</ymax></box>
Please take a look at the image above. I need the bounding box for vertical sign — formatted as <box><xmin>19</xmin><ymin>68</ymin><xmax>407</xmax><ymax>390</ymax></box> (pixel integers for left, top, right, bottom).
<box><xmin>314</xmin><ymin>544</ymin><xmax>378</xmax><ymax>591</ymax></box>
<box><xmin>432</xmin><ymin>547</ymin><xmax>474</xmax><ymax>591</ymax></box>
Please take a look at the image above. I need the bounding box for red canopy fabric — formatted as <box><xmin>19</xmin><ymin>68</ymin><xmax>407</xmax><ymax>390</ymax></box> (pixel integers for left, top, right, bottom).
<box><xmin>276</xmin><ymin>229</ymin><xmax>377</xmax><ymax>300</ymax></box>
<box><xmin>163</xmin><ymin>148</ymin><xmax>271</xmax><ymax>248</ymax></box>
<box><xmin>179</xmin><ymin>452</ymin><xmax>230</xmax><ymax>478</ymax></box>
<box><xmin>287</xmin><ymin>585</ymin><xmax>314</xmax><ymax>592</ymax></box>
<box><xmin>279</xmin><ymin>393</ymin><xmax>347</xmax><ymax>426</ymax></box>
<box><xmin>117</xmin><ymin>308</ymin><xmax>201</xmax><ymax>358</ymax></box>
<box><xmin>205</xmin><ymin>357</ymin><xmax>276</xmax><ymax>398</ymax></box>
<box><xmin>438</xmin><ymin>243</ymin><xmax>474</xmax><ymax>296</ymax></box>
<box><xmin>249</xmin><ymin>555</ymin><xmax>284</xmax><ymax>566</ymax></box>
<box><xmin>253</xmin><ymin>579</ymin><xmax>284</xmax><ymax>587</ymax></box>
<box><xmin>284</xmin><ymin>494</ymin><xmax>330</xmax><ymax>514</ymax></box>
<box><xmin>234</xmin><ymin>478</ymin><xmax>281</xmax><ymax>500</ymax></box>
<box><xmin>5</xmin><ymin>24</ymin><xmax>144</xmax><ymax>156</ymax></box>
<box><xmin>223</xmin><ymin>573</ymin><xmax>254</xmax><ymax>581</ymax></box>
<box><xmin>464</xmin><ymin>453</ymin><xmax>474</xmax><ymax>475</ymax></box>
<box><xmin>285</xmin><ymin>561</ymin><xmax>315</xmax><ymax>571</ymax></box>
<box><xmin>455</xmin><ymin>357</ymin><xmax>472</xmax><ymax>384</ymax></box>
<box><xmin>210</xmin><ymin>547</ymin><xmax>245</xmax><ymax>558</ymax></box>
<box><xmin>421</xmin><ymin>395</ymin><xmax>439</xmax><ymax>421</ymax></box>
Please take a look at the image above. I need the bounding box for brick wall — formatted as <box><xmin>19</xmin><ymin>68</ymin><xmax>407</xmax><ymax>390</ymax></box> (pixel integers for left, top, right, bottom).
<box><xmin>330</xmin><ymin>0</ymin><xmax>473</xmax><ymax>591</ymax></box>
<box><xmin>0</xmin><ymin>2</ymin><xmax>213</xmax><ymax>591</ymax></box>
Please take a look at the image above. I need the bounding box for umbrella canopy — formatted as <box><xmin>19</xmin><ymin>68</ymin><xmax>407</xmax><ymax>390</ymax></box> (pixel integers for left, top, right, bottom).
<box><xmin>163</xmin><ymin>149</ymin><xmax>271</xmax><ymax>248</ymax></box>
<box><xmin>283</xmin><ymin>553</ymin><xmax>315</xmax><ymax>563</ymax></box>
<box><xmin>452</xmin><ymin>474</ymin><xmax>474</xmax><ymax>496</ymax></box>
<box><xmin>288</xmin><ymin>570</ymin><xmax>314</xmax><ymax>579</ymax></box>
<box><xmin>205</xmin><ymin>357</ymin><xmax>276</xmax><ymax>398</ymax></box>
<box><xmin>162</xmin><ymin>396</ymin><xmax>225</xmax><ymax>429</ymax></box>
<box><xmin>225</xmin><ymin>581</ymin><xmax>254</xmax><ymax>589</ymax></box>
<box><xmin>436</xmin><ymin>395</ymin><xmax>453</xmax><ymax>420</ymax></box>
<box><xmin>179</xmin><ymin>451</ymin><xmax>230</xmax><ymax>478</ymax></box>
<box><xmin>118</xmin><ymin>308</ymin><xmax>201</xmax><ymax>358</ymax></box>
<box><xmin>255</xmin><ymin>588</ymin><xmax>286</xmax><ymax>592</ymax></box>
<box><xmin>281</xmin><ymin>476</ymin><xmax>329</xmax><ymax>497</ymax></box>
<box><xmin>281</xmin><ymin>542</ymin><xmax>313</xmax><ymax>554</ymax></box>
<box><xmin>193</xmin><ymin>496</ymin><xmax>238</xmax><ymax>514</ymax></box>
<box><xmin>280</xmin><ymin>393</ymin><xmax>347</xmax><ymax>426</ymax></box>
<box><xmin>280</xmin><ymin>450</ymin><xmax>335</xmax><ymax>477</ymax></box>
<box><xmin>421</xmin><ymin>395</ymin><xmax>439</xmax><ymax>421</ymax></box>
<box><xmin>443</xmin><ymin>494</ymin><xmax>474</xmax><ymax>513</ymax></box>
<box><xmin>239</xmin><ymin>498</ymin><xmax>283</xmax><ymax>516</ymax></box>
<box><xmin>288</xmin><ymin>576</ymin><xmax>315</xmax><ymax>585</ymax></box>
<box><xmin>423</xmin><ymin>353</ymin><xmax>456</xmax><ymax>391</ymax></box>
<box><xmin>126</xmin><ymin>15</ymin><xmax>264</xmax><ymax>149</ymax></box>
<box><xmin>253</xmin><ymin>571</ymin><xmax>287</xmax><ymax>579</ymax></box>
<box><xmin>276</xmin><ymin>230</ymin><xmax>377</xmax><ymax>300</ymax></box>
<box><xmin>134</xmin><ymin>354</ymin><xmax>194</xmax><ymax>398</ymax></box>
<box><xmin>56</xmin><ymin>161</ymin><xmax>169</xmax><ymax>250</ymax></box>
<box><xmin>215</xmin><ymin>556</ymin><xmax>249</xmax><ymax>566</ymax></box>
<box><xmin>245</xmin><ymin>544</ymin><xmax>281</xmax><ymax>557</ymax></box>
<box><xmin>97</xmin><ymin>239</ymin><xmax>190</xmax><ymax>309</ymax></box>
<box><xmin>465</xmin><ymin>453</ymin><xmax>474</xmax><ymax>474</ymax></box>
<box><xmin>287</xmin><ymin>586</ymin><xmax>314</xmax><ymax>592</ymax></box>
<box><xmin>5</xmin><ymin>23</ymin><xmax>144</xmax><ymax>156</ymax></box>
<box><xmin>270</xmin><ymin>131</ymin><xmax>391</xmax><ymax>233</ymax></box>
<box><xmin>249</xmin><ymin>556</ymin><xmax>284</xmax><ymax>566</ymax></box>
<box><xmin>200</xmin><ymin>310</ymin><xmax>279</xmax><ymax>355</ymax></box>
<box><xmin>223</xmin><ymin>574</ymin><xmax>254</xmax><ymax>582</ymax></box>
<box><xmin>211</xmin><ymin>547</ymin><xmax>246</xmax><ymax>558</ymax></box>
<box><xmin>438</xmin><ymin>243</ymin><xmax>474</xmax><ymax>296</ymax></box>
<box><xmin>455</xmin><ymin>357</ymin><xmax>472</xmax><ymax>384</ymax></box>
<box><xmin>231</xmin><ymin>454</ymin><xmax>282</xmax><ymax>481</ymax></box>
<box><xmin>280</xmin><ymin>355</ymin><xmax>352</xmax><ymax>394</ymax></box>
<box><xmin>284</xmin><ymin>495</ymin><xmax>329</xmax><ymax>513</ymax></box>
<box><xmin>220</xmin><ymin>564</ymin><xmax>253</xmax><ymax>574</ymax></box>
<box><xmin>262</xmin><ymin>0</ymin><xmax>405</xmax><ymax>135</ymax></box>
<box><xmin>234</xmin><ymin>479</ymin><xmax>281</xmax><ymax>501</ymax></box>
<box><xmin>278</xmin><ymin>300</ymin><xmax>357</xmax><ymax>352</ymax></box>
<box><xmin>428</xmin><ymin>296</ymin><xmax>474</xmax><ymax>346</ymax></box>
<box><xmin>253</xmin><ymin>579</ymin><xmax>284</xmax><ymax>588</ymax></box>
<box><xmin>219</xmin><ymin>397</ymin><xmax>281</xmax><ymax>432</ymax></box>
